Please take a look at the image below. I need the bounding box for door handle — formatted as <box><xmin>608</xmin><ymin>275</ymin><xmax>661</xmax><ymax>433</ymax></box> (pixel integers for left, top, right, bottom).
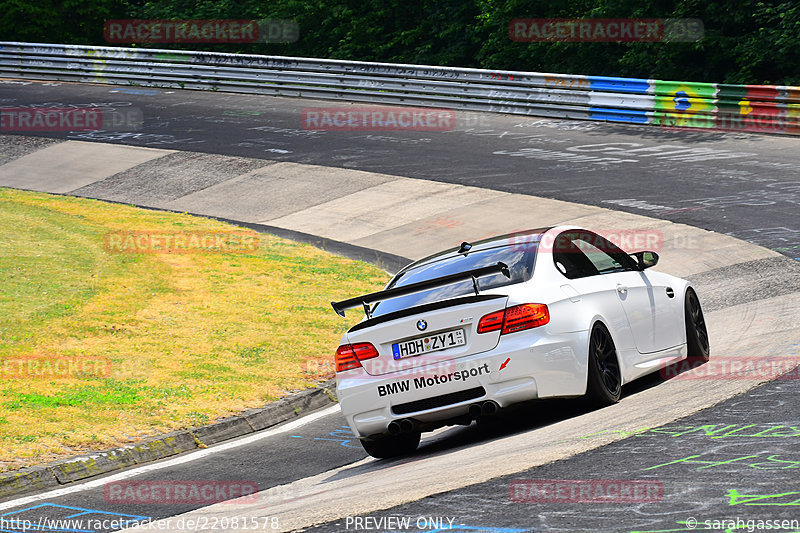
<box><xmin>666</xmin><ymin>287</ymin><xmax>675</xmax><ymax>298</ymax></box>
<box><xmin>616</xmin><ymin>284</ymin><xmax>628</xmax><ymax>295</ymax></box>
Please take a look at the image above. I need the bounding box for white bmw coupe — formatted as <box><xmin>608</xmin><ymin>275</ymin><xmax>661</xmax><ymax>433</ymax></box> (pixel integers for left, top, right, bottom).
<box><xmin>332</xmin><ymin>226</ymin><xmax>709</xmax><ymax>458</ymax></box>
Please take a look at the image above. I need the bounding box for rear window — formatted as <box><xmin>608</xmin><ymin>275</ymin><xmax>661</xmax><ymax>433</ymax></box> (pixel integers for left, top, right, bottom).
<box><xmin>371</xmin><ymin>244</ymin><xmax>537</xmax><ymax>317</ymax></box>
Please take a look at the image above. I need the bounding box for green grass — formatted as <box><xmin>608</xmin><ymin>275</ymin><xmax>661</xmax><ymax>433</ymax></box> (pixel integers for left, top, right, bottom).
<box><xmin>0</xmin><ymin>187</ymin><xmax>389</xmax><ymax>471</ymax></box>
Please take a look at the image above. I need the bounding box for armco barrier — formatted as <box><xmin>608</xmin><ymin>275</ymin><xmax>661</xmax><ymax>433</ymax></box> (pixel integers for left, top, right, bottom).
<box><xmin>1</xmin><ymin>41</ymin><xmax>798</xmax><ymax>134</ymax></box>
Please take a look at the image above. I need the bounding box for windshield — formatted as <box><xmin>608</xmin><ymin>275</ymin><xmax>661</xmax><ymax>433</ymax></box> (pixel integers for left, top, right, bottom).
<box><xmin>372</xmin><ymin>244</ymin><xmax>538</xmax><ymax>317</ymax></box>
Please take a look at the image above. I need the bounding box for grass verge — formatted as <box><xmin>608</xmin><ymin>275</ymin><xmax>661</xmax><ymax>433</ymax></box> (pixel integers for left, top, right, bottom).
<box><xmin>0</xmin><ymin>187</ymin><xmax>390</xmax><ymax>471</ymax></box>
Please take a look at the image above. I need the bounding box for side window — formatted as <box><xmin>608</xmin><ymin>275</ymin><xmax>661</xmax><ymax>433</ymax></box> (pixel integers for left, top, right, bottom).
<box><xmin>553</xmin><ymin>233</ymin><xmax>600</xmax><ymax>279</ymax></box>
<box><xmin>553</xmin><ymin>231</ymin><xmax>637</xmax><ymax>278</ymax></box>
<box><xmin>575</xmin><ymin>239</ymin><xmax>627</xmax><ymax>273</ymax></box>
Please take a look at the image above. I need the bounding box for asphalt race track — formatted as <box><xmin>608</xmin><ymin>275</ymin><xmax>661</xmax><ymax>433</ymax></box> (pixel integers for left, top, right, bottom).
<box><xmin>0</xmin><ymin>406</ymin><xmax>367</xmax><ymax>532</ymax></box>
<box><xmin>0</xmin><ymin>78</ymin><xmax>799</xmax><ymax>533</ymax></box>
<box><xmin>304</xmin><ymin>377</ymin><xmax>800</xmax><ymax>533</ymax></box>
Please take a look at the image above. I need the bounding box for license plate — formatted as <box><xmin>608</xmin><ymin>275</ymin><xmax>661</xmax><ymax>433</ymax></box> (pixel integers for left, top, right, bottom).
<box><xmin>392</xmin><ymin>329</ymin><xmax>466</xmax><ymax>360</ymax></box>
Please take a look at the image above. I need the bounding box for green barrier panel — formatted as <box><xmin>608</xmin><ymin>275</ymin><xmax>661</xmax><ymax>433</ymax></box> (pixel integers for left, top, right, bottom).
<box><xmin>652</xmin><ymin>80</ymin><xmax>716</xmax><ymax>114</ymax></box>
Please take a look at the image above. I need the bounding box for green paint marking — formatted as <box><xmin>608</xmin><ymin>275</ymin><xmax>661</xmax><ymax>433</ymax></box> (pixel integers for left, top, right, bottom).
<box><xmin>748</xmin><ymin>425</ymin><xmax>800</xmax><ymax>438</ymax></box>
<box><xmin>695</xmin><ymin>455</ymin><xmax>760</xmax><ymax>470</ymax></box>
<box><xmin>646</xmin><ymin>453</ymin><xmax>800</xmax><ymax>472</ymax></box>
<box><xmin>586</xmin><ymin>423</ymin><xmax>800</xmax><ymax>441</ymax></box>
<box><xmin>644</xmin><ymin>454</ymin><xmax>761</xmax><ymax>471</ymax></box>
<box><xmin>580</xmin><ymin>427</ymin><xmax>651</xmax><ymax>440</ymax></box>
<box><xmin>643</xmin><ymin>454</ymin><xmax>704</xmax><ymax>470</ymax></box>
<box><xmin>155</xmin><ymin>53</ymin><xmax>185</xmax><ymax>61</ymax></box>
<box><xmin>750</xmin><ymin>454</ymin><xmax>800</xmax><ymax>469</ymax></box>
<box><xmin>728</xmin><ymin>488</ymin><xmax>800</xmax><ymax>506</ymax></box>
<box><xmin>715</xmin><ymin>424</ymin><xmax>759</xmax><ymax>438</ymax></box>
<box><xmin>630</xmin><ymin>520</ymin><xmax>707</xmax><ymax>533</ymax></box>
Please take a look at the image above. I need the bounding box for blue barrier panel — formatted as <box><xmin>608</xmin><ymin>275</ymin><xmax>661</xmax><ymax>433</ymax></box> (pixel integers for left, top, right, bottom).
<box><xmin>589</xmin><ymin>76</ymin><xmax>650</xmax><ymax>94</ymax></box>
<box><xmin>589</xmin><ymin>107</ymin><xmax>649</xmax><ymax>123</ymax></box>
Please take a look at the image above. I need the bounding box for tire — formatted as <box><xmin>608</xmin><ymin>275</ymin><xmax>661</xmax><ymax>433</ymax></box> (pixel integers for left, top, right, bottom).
<box><xmin>585</xmin><ymin>323</ymin><xmax>622</xmax><ymax>406</ymax></box>
<box><xmin>360</xmin><ymin>431</ymin><xmax>420</xmax><ymax>459</ymax></box>
<box><xmin>684</xmin><ymin>287</ymin><xmax>710</xmax><ymax>362</ymax></box>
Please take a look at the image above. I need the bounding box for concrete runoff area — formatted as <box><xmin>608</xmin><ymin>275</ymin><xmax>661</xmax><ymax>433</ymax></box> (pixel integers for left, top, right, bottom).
<box><xmin>0</xmin><ymin>137</ymin><xmax>784</xmax><ymax>278</ymax></box>
<box><xmin>0</xmin><ymin>140</ymin><xmax>173</xmax><ymax>193</ymax></box>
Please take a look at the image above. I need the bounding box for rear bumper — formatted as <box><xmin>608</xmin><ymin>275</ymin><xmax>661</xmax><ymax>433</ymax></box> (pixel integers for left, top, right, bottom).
<box><xmin>336</xmin><ymin>329</ymin><xmax>588</xmax><ymax>438</ymax></box>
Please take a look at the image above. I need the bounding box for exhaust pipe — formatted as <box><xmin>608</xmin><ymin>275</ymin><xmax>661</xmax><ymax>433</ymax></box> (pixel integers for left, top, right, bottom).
<box><xmin>468</xmin><ymin>403</ymin><xmax>483</xmax><ymax>420</ymax></box>
<box><xmin>399</xmin><ymin>418</ymin><xmax>416</xmax><ymax>433</ymax></box>
<box><xmin>387</xmin><ymin>418</ymin><xmax>418</xmax><ymax>435</ymax></box>
<box><xmin>481</xmin><ymin>400</ymin><xmax>499</xmax><ymax>416</ymax></box>
<box><xmin>469</xmin><ymin>401</ymin><xmax>500</xmax><ymax>420</ymax></box>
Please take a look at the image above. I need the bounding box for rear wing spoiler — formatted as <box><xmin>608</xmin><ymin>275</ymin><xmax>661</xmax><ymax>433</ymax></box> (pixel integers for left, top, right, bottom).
<box><xmin>331</xmin><ymin>262</ymin><xmax>510</xmax><ymax>318</ymax></box>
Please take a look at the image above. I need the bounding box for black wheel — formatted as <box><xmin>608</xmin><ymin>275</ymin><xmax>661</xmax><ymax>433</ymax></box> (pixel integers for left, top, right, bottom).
<box><xmin>360</xmin><ymin>431</ymin><xmax>420</xmax><ymax>459</ymax></box>
<box><xmin>685</xmin><ymin>288</ymin><xmax>710</xmax><ymax>362</ymax></box>
<box><xmin>586</xmin><ymin>323</ymin><xmax>622</xmax><ymax>406</ymax></box>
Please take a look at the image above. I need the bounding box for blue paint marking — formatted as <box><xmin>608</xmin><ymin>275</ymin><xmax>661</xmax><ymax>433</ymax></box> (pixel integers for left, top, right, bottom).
<box><xmin>1</xmin><ymin>503</ymin><xmax>148</xmax><ymax>533</ymax></box>
<box><xmin>288</xmin><ymin>426</ymin><xmax>361</xmax><ymax>448</ymax></box>
<box><xmin>109</xmin><ymin>88</ymin><xmax>159</xmax><ymax>96</ymax></box>
<box><xmin>673</xmin><ymin>90</ymin><xmax>691</xmax><ymax>111</ymax></box>
<box><xmin>588</xmin><ymin>108</ymin><xmax>649</xmax><ymax>123</ymax></box>
<box><xmin>589</xmin><ymin>76</ymin><xmax>650</xmax><ymax>94</ymax></box>
<box><xmin>428</xmin><ymin>526</ymin><xmax>530</xmax><ymax>533</ymax></box>
<box><xmin>312</xmin><ymin>437</ymin><xmax>361</xmax><ymax>448</ymax></box>
<box><xmin>392</xmin><ymin>525</ymin><xmax>531</xmax><ymax>533</ymax></box>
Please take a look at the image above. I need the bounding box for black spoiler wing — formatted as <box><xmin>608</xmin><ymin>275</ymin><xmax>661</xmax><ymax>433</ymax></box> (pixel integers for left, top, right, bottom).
<box><xmin>331</xmin><ymin>262</ymin><xmax>510</xmax><ymax>318</ymax></box>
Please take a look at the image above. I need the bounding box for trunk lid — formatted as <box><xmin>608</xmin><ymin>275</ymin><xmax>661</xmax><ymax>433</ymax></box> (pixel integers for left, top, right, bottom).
<box><xmin>346</xmin><ymin>294</ymin><xmax>508</xmax><ymax>376</ymax></box>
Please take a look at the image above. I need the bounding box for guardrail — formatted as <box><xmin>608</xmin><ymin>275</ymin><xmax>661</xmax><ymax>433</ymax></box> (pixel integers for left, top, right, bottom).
<box><xmin>1</xmin><ymin>41</ymin><xmax>798</xmax><ymax>135</ymax></box>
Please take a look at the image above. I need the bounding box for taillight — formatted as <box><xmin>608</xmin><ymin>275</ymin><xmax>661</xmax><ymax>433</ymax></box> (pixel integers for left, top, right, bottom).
<box><xmin>502</xmin><ymin>304</ymin><xmax>549</xmax><ymax>333</ymax></box>
<box><xmin>477</xmin><ymin>304</ymin><xmax>550</xmax><ymax>335</ymax></box>
<box><xmin>477</xmin><ymin>310</ymin><xmax>504</xmax><ymax>333</ymax></box>
<box><xmin>335</xmin><ymin>342</ymin><xmax>379</xmax><ymax>372</ymax></box>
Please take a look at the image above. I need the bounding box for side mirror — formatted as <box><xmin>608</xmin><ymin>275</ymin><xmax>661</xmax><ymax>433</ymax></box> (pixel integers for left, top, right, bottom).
<box><xmin>631</xmin><ymin>251</ymin><xmax>659</xmax><ymax>270</ymax></box>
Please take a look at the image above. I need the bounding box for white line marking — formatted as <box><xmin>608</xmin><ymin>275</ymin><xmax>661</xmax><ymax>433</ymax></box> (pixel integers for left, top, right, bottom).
<box><xmin>0</xmin><ymin>404</ymin><xmax>340</xmax><ymax>510</ymax></box>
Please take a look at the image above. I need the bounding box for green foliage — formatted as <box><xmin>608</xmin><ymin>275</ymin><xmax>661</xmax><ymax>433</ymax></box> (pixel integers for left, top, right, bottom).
<box><xmin>0</xmin><ymin>0</ymin><xmax>796</xmax><ymax>83</ymax></box>
<box><xmin>473</xmin><ymin>0</ymin><xmax>799</xmax><ymax>83</ymax></box>
<box><xmin>4</xmin><ymin>380</ymin><xmax>142</xmax><ymax>410</ymax></box>
<box><xmin>0</xmin><ymin>0</ymin><xmax>130</xmax><ymax>44</ymax></box>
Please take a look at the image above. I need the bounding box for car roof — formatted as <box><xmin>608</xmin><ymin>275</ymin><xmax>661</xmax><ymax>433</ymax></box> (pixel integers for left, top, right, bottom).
<box><xmin>394</xmin><ymin>226</ymin><xmax>554</xmax><ymax>279</ymax></box>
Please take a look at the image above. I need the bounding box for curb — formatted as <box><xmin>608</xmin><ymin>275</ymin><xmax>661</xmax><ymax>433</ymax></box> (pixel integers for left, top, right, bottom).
<box><xmin>0</xmin><ymin>381</ymin><xmax>337</xmax><ymax>500</ymax></box>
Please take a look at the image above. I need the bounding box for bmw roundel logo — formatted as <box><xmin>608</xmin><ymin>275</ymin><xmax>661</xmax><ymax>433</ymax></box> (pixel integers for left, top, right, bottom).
<box><xmin>416</xmin><ymin>319</ymin><xmax>428</xmax><ymax>331</ymax></box>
